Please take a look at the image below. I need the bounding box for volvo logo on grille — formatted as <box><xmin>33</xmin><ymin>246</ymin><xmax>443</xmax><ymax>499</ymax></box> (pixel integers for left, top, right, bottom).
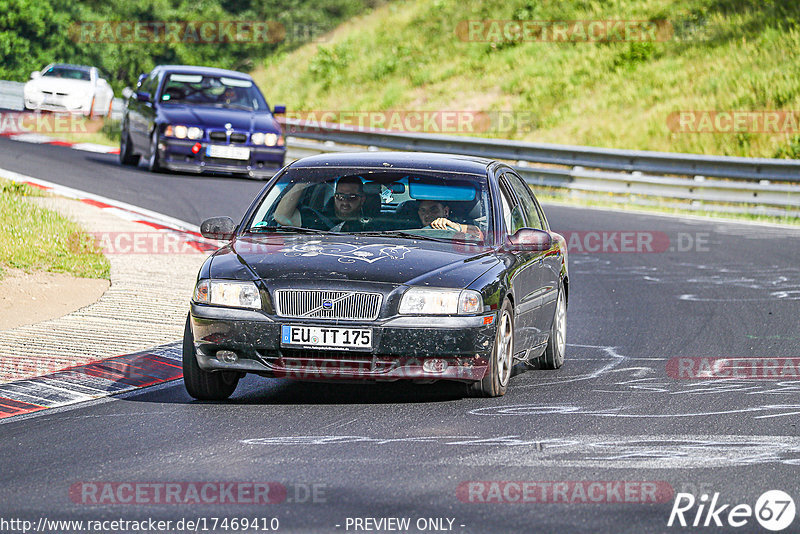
<box><xmin>322</xmin><ymin>300</ymin><xmax>334</xmax><ymax>309</ymax></box>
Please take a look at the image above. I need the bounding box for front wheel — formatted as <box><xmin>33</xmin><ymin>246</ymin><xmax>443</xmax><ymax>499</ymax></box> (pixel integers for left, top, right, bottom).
<box><xmin>119</xmin><ymin>127</ymin><xmax>140</xmax><ymax>166</ymax></box>
<box><xmin>147</xmin><ymin>130</ymin><xmax>163</xmax><ymax>173</ymax></box>
<box><xmin>541</xmin><ymin>282</ymin><xmax>566</xmax><ymax>369</ymax></box>
<box><xmin>182</xmin><ymin>315</ymin><xmax>239</xmax><ymax>400</ymax></box>
<box><xmin>467</xmin><ymin>298</ymin><xmax>514</xmax><ymax>397</ymax></box>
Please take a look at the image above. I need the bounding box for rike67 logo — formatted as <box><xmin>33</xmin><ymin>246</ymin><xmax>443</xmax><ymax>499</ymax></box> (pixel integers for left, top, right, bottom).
<box><xmin>668</xmin><ymin>490</ymin><xmax>796</xmax><ymax>531</ymax></box>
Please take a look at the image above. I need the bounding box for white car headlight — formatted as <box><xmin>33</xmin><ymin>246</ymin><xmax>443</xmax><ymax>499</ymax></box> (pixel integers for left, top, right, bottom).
<box><xmin>264</xmin><ymin>133</ymin><xmax>278</xmax><ymax>146</ymax></box>
<box><xmin>251</xmin><ymin>132</ymin><xmax>265</xmax><ymax>145</ymax></box>
<box><xmin>187</xmin><ymin>126</ymin><xmax>203</xmax><ymax>139</ymax></box>
<box><xmin>398</xmin><ymin>287</ymin><xmax>483</xmax><ymax>315</ymax></box>
<box><xmin>193</xmin><ymin>280</ymin><xmax>262</xmax><ymax>309</ymax></box>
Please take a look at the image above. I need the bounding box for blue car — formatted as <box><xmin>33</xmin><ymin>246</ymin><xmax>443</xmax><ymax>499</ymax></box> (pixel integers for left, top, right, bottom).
<box><xmin>120</xmin><ymin>65</ymin><xmax>286</xmax><ymax>178</ymax></box>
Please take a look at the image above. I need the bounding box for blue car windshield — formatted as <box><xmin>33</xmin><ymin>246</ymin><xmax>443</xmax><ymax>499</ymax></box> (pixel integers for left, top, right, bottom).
<box><xmin>159</xmin><ymin>73</ymin><xmax>268</xmax><ymax>111</ymax></box>
<box><xmin>247</xmin><ymin>168</ymin><xmax>493</xmax><ymax>243</ymax></box>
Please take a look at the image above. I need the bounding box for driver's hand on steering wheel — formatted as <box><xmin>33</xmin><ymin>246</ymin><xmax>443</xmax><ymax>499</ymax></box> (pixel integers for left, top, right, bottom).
<box><xmin>430</xmin><ymin>217</ymin><xmax>465</xmax><ymax>232</ymax></box>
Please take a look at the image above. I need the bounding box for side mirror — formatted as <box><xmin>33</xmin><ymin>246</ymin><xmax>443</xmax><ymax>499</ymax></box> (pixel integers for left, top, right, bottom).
<box><xmin>30</xmin><ymin>71</ymin><xmax>41</xmax><ymax>80</ymax></box>
<box><xmin>272</xmin><ymin>105</ymin><xmax>286</xmax><ymax>114</ymax></box>
<box><xmin>135</xmin><ymin>91</ymin><xmax>151</xmax><ymax>103</ymax></box>
<box><xmin>201</xmin><ymin>216</ymin><xmax>237</xmax><ymax>240</ymax></box>
<box><xmin>136</xmin><ymin>73</ymin><xmax>148</xmax><ymax>88</ymax></box>
<box><xmin>507</xmin><ymin>228</ymin><xmax>552</xmax><ymax>251</ymax></box>
<box><xmin>122</xmin><ymin>87</ymin><xmax>133</xmax><ymax>99</ymax></box>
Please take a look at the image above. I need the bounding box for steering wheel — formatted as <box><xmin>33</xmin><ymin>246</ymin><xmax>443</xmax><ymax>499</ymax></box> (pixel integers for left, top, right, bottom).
<box><xmin>299</xmin><ymin>205</ymin><xmax>335</xmax><ymax>229</ymax></box>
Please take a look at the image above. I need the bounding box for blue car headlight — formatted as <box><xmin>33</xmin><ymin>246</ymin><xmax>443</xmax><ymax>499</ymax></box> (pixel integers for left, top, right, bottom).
<box><xmin>165</xmin><ymin>125</ymin><xmax>203</xmax><ymax>140</ymax></box>
<box><xmin>250</xmin><ymin>132</ymin><xmax>280</xmax><ymax>146</ymax></box>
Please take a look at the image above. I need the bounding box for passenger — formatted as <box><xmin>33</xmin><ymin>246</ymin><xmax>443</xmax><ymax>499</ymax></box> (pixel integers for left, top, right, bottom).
<box><xmin>417</xmin><ymin>200</ymin><xmax>483</xmax><ymax>238</ymax></box>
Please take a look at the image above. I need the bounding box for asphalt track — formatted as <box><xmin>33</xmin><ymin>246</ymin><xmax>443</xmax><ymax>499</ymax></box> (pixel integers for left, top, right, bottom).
<box><xmin>1</xmin><ymin>135</ymin><xmax>800</xmax><ymax>533</ymax></box>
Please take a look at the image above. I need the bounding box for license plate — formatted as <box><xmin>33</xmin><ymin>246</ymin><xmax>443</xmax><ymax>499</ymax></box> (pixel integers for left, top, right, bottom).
<box><xmin>281</xmin><ymin>325</ymin><xmax>373</xmax><ymax>351</ymax></box>
<box><xmin>206</xmin><ymin>144</ymin><xmax>250</xmax><ymax>160</ymax></box>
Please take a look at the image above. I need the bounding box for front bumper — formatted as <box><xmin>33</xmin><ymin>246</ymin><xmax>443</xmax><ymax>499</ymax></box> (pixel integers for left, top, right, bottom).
<box><xmin>189</xmin><ymin>303</ymin><xmax>496</xmax><ymax>382</ymax></box>
<box><xmin>160</xmin><ymin>138</ymin><xmax>285</xmax><ymax>178</ymax></box>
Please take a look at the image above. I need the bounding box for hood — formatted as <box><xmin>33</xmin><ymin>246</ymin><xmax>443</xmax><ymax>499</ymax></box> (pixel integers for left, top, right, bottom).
<box><xmin>26</xmin><ymin>77</ymin><xmax>92</xmax><ymax>94</ymax></box>
<box><xmin>208</xmin><ymin>234</ymin><xmax>499</xmax><ymax>289</ymax></box>
<box><xmin>158</xmin><ymin>105</ymin><xmax>281</xmax><ymax>133</ymax></box>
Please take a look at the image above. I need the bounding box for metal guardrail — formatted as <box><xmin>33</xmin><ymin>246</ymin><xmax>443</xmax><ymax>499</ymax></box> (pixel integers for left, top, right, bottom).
<box><xmin>0</xmin><ymin>81</ymin><xmax>25</xmax><ymax>111</ymax></box>
<box><xmin>280</xmin><ymin>119</ymin><xmax>800</xmax><ymax>216</ymax></box>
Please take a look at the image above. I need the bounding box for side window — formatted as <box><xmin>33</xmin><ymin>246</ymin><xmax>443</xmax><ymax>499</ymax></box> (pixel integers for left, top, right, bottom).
<box><xmin>499</xmin><ymin>183</ymin><xmax>525</xmax><ymax>234</ymax></box>
<box><xmin>503</xmin><ymin>172</ymin><xmax>544</xmax><ymax>230</ymax></box>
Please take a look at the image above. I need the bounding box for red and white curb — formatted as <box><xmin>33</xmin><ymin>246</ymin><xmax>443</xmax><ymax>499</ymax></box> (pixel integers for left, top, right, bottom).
<box><xmin>0</xmin><ymin>132</ymin><xmax>120</xmax><ymax>154</ymax></box>
<box><xmin>0</xmin><ymin>167</ymin><xmax>218</xmax><ymax>253</ymax></box>
<box><xmin>0</xmin><ymin>343</ymin><xmax>183</xmax><ymax>420</ymax></box>
<box><xmin>0</xmin><ymin>168</ymin><xmax>225</xmax><ymax>420</ymax></box>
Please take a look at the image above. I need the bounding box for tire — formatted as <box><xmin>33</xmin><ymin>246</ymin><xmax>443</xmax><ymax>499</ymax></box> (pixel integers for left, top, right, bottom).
<box><xmin>541</xmin><ymin>281</ymin><xmax>566</xmax><ymax>369</ymax></box>
<box><xmin>147</xmin><ymin>129</ymin><xmax>163</xmax><ymax>172</ymax></box>
<box><xmin>119</xmin><ymin>127</ymin><xmax>140</xmax><ymax>166</ymax></box>
<box><xmin>467</xmin><ymin>298</ymin><xmax>514</xmax><ymax>397</ymax></box>
<box><xmin>182</xmin><ymin>315</ymin><xmax>240</xmax><ymax>400</ymax></box>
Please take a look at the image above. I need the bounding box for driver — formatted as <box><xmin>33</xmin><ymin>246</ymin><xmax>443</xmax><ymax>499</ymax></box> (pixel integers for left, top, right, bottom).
<box><xmin>272</xmin><ymin>176</ymin><xmax>368</xmax><ymax>231</ymax></box>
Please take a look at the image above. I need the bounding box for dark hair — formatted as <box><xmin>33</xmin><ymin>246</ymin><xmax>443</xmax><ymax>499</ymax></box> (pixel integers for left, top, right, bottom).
<box><xmin>335</xmin><ymin>175</ymin><xmax>364</xmax><ymax>194</ymax></box>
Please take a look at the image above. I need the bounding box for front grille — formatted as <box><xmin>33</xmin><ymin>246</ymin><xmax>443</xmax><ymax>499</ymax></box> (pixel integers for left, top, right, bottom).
<box><xmin>274</xmin><ymin>290</ymin><xmax>382</xmax><ymax>320</ymax></box>
<box><xmin>230</xmin><ymin>132</ymin><xmax>247</xmax><ymax>143</ymax></box>
<box><xmin>209</xmin><ymin>131</ymin><xmax>227</xmax><ymax>142</ymax></box>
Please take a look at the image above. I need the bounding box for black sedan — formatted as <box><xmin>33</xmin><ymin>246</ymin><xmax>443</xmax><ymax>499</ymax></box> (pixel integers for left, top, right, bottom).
<box><xmin>120</xmin><ymin>65</ymin><xmax>286</xmax><ymax>178</ymax></box>
<box><xmin>184</xmin><ymin>152</ymin><xmax>568</xmax><ymax>399</ymax></box>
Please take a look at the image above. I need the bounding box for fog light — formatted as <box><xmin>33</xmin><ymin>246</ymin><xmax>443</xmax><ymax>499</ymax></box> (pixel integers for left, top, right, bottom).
<box><xmin>217</xmin><ymin>350</ymin><xmax>238</xmax><ymax>363</ymax></box>
<box><xmin>191</xmin><ymin>142</ymin><xmax>202</xmax><ymax>154</ymax></box>
<box><xmin>423</xmin><ymin>358</ymin><xmax>448</xmax><ymax>373</ymax></box>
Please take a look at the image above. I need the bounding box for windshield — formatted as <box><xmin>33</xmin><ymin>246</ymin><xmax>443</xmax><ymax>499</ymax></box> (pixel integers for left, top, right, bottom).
<box><xmin>43</xmin><ymin>66</ymin><xmax>91</xmax><ymax>81</ymax></box>
<box><xmin>247</xmin><ymin>167</ymin><xmax>492</xmax><ymax>243</ymax></box>
<box><xmin>159</xmin><ymin>73</ymin><xmax>268</xmax><ymax>111</ymax></box>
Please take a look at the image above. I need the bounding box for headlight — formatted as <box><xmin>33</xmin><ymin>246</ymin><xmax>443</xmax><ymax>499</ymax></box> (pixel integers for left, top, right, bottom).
<box><xmin>398</xmin><ymin>287</ymin><xmax>483</xmax><ymax>315</ymax></box>
<box><xmin>250</xmin><ymin>132</ymin><xmax>279</xmax><ymax>146</ymax></box>
<box><xmin>193</xmin><ymin>280</ymin><xmax>262</xmax><ymax>309</ymax></box>
<box><xmin>165</xmin><ymin>125</ymin><xmax>203</xmax><ymax>139</ymax></box>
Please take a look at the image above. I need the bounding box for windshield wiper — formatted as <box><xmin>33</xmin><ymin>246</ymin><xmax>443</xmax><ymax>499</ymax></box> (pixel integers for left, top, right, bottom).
<box><xmin>352</xmin><ymin>230</ymin><xmax>452</xmax><ymax>242</ymax></box>
<box><xmin>248</xmin><ymin>225</ymin><xmax>332</xmax><ymax>235</ymax></box>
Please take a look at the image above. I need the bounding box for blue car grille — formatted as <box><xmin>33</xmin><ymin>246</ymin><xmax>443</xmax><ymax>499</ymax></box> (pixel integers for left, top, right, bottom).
<box><xmin>208</xmin><ymin>131</ymin><xmax>248</xmax><ymax>144</ymax></box>
<box><xmin>274</xmin><ymin>290</ymin><xmax>382</xmax><ymax>320</ymax></box>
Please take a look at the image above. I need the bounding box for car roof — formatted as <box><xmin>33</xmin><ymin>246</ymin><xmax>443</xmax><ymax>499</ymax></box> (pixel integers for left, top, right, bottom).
<box><xmin>288</xmin><ymin>152</ymin><xmax>494</xmax><ymax>175</ymax></box>
<box><xmin>152</xmin><ymin>65</ymin><xmax>252</xmax><ymax>80</ymax></box>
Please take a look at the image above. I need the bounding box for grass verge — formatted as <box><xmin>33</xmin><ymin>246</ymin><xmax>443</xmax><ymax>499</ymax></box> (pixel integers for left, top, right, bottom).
<box><xmin>0</xmin><ymin>180</ymin><xmax>110</xmax><ymax>281</ymax></box>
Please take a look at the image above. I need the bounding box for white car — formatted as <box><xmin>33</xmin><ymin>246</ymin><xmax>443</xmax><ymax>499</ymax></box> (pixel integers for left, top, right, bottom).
<box><xmin>23</xmin><ymin>64</ymin><xmax>115</xmax><ymax>117</ymax></box>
